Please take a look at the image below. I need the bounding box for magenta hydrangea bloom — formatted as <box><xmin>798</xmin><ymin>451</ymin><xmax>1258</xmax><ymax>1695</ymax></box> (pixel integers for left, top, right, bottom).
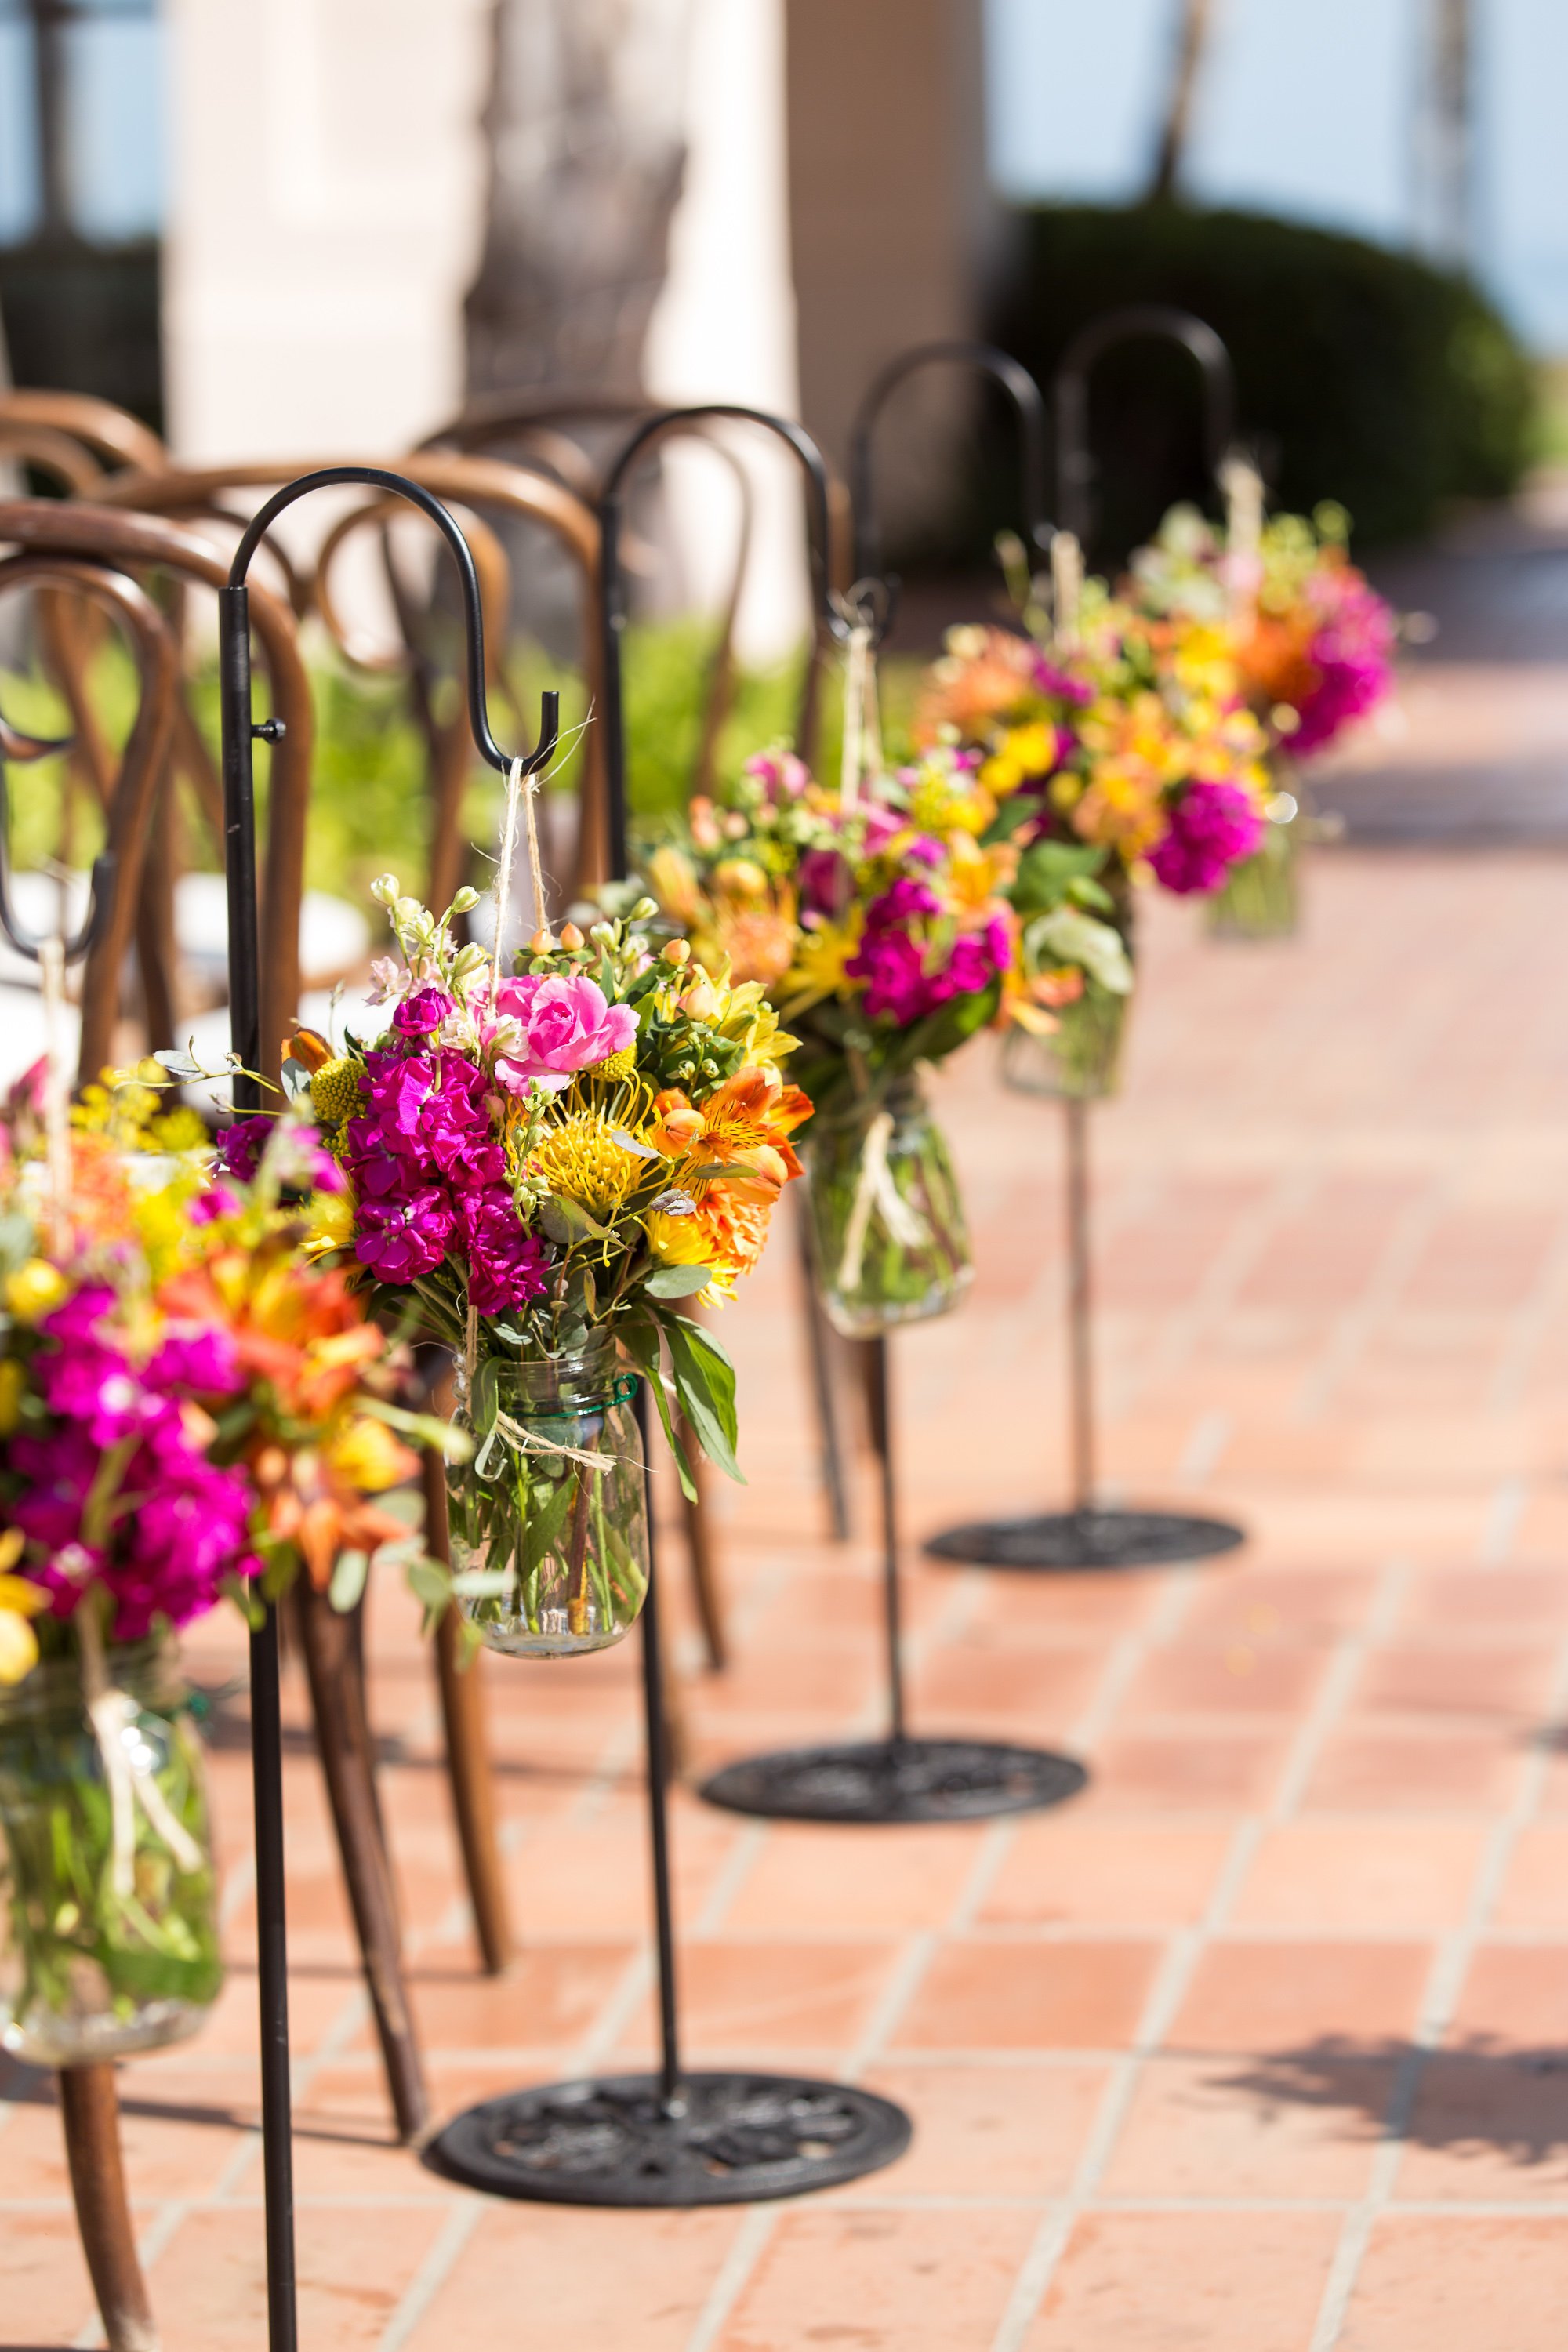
<box><xmin>1149</xmin><ymin>779</ymin><xmax>1265</xmax><ymax>895</ymax></box>
<box><xmin>391</xmin><ymin>985</ymin><xmax>454</xmax><ymax>1039</ymax></box>
<box><xmin>846</xmin><ymin>879</ymin><xmax>1007</xmax><ymax>1024</ymax></box>
<box><xmin>215</xmin><ymin>1114</ymin><xmax>270</xmax><ymax>1182</ymax></box>
<box><xmin>459</xmin><ymin>1189</ymin><xmax>553</xmax><ymax>1313</ymax></box>
<box><xmin>11</xmin><ymin>1309</ymin><xmax>259</xmax><ymax>1639</ymax></box>
<box><xmin>1290</xmin><ymin>573</ymin><xmax>1397</xmax><ymax>756</ymax></box>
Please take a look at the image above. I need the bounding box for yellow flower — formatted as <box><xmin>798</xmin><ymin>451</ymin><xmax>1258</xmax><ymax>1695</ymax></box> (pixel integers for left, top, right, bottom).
<box><xmin>981</xmin><ymin>722</ymin><xmax>1059</xmax><ymax>798</ymax></box>
<box><xmin>5</xmin><ymin>1261</ymin><xmax>66</xmax><ymax>1324</ymax></box>
<box><xmin>531</xmin><ymin>1111</ymin><xmax>646</xmax><ymax>1221</ymax></box>
<box><xmin>304</xmin><ymin>1189</ymin><xmax>354</xmax><ymax>1259</ymax></box>
<box><xmin>310</xmin><ymin>1058</ymin><xmax>364</xmax><ymax>1127</ymax></box>
<box><xmin>0</xmin><ymin>1566</ymin><xmax>45</xmax><ymax>1688</ymax></box>
<box><xmin>325</xmin><ymin>1414</ymin><xmax>412</xmax><ymax>1495</ymax></box>
<box><xmin>905</xmin><ymin>753</ymin><xmax>995</xmax><ymax>837</ymax></box>
<box><xmin>644</xmin><ymin>1210</ymin><xmax>710</xmax><ymax>1268</ymax></box>
<box><xmin>782</xmin><ymin>913</ymin><xmax>862</xmax><ymax>1008</ymax></box>
<box><xmin>0</xmin><ymin>1359</ymin><xmax>22</xmax><ymax>1436</ymax></box>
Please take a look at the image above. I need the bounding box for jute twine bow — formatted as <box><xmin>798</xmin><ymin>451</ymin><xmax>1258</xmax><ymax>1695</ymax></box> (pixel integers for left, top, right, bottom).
<box><xmin>1051</xmin><ymin>530</ymin><xmax>1083</xmax><ymax>655</ymax></box>
<box><xmin>837</xmin><ymin>1107</ymin><xmax>928</xmax><ymax>1293</ymax></box>
<box><xmin>78</xmin><ymin>1606</ymin><xmax>203</xmax><ymax>1900</ymax></box>
<box><xmin>1221</xmin><ymin>451</ymin><xmax>1265</xmax><ymax>630</ymax></box>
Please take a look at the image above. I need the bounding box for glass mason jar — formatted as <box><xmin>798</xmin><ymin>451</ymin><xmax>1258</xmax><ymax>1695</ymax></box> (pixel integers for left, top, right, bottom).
<box><xmin>804</xmin><ymin>1076</ymin><xmax>972</xmax><ymax>1338</ymax></box>
<box><xmin>1207</xmin><ymin>793</ymin><xmax>1300</xmax><ymax>940</ymax></box>
<box><xmin>1001</xmin><ymin>980</ymin><xmax>1132</xmax><ymax>1102</ymax></box>
<box><xmin>447</xmin><ymin>1334</ymin><xmax>650</xmax><ymax>1659</ymax></box>
<box><xmin>0</xmin><ymin>1637</ymin><xmax>223</xmax><ymax>2065</ymax></box>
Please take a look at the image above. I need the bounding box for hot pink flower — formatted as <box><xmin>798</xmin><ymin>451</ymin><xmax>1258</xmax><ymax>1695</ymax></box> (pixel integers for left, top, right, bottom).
<box><xmin>489</xmin><ymin>973</ymin><xmax>637</xmax><ymax>1095</ymax></box>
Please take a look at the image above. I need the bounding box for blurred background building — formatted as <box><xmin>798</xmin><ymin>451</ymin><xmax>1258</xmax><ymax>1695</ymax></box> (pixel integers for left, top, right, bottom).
<box><xmin>0</xmin><ymin>0</ymin><xmax>1563</xmax><ymax>625</ymax></box>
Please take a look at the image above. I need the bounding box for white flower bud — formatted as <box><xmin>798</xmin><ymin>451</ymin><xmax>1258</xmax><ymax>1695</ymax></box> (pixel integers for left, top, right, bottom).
<box><xmin>370</xmin><ymin>873</ymin><xmax>401</xmax><ymax>906</ymax></box>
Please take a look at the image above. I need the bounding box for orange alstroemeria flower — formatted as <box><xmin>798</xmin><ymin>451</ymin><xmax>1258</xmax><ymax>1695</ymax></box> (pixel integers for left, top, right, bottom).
<box><xmin>652</xmin><ymin>1069</ymin><xmax>813</xmax><ymax>1203</ymax></box>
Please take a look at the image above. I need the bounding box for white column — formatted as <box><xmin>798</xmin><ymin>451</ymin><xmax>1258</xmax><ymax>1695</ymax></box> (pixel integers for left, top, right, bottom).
<box><xmin>642</xmin><ymin>0</ymin><xmax>809</xmax><ymax>666</ymax></box>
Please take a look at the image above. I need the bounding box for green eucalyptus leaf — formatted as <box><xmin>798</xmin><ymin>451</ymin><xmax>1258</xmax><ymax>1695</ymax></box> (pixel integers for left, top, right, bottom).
<box><xmin>662</xmin><ymin>1313</ymin><xmax>742</xmax><ymax>1484</ymax></box>
<box><xmin>328</xmin><ymin>1548</ymin><xmax>369</xmax><ymax>1613</ymax></box>
<box><xmin>644</xmin><ymin>1262</ymin><xmax>713</xmax><ymax>1299</ymax></box>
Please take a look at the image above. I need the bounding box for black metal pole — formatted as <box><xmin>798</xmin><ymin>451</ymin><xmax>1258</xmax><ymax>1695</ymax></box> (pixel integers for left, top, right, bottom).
<box><xmin>1065</xmin><ymin>1099</ymin><xmax>1095</xmax><ymax>1515</ymax></box>
<box><xmin>219</xmin><ymin>583</ymin><xmax>296</xmax><ymax>2352</ymax></box>
<box><xmin>865</xmin><ymin>1338</ymin><xmax>906</xmax><ymax>1745</ymax></box>
<box><xmin>1052</xmin><ymin>304</ymin><xmax>1236</xmax><ymax>551</ymax></box>
<box><xmin>635</xmin><ymin>1390</ymin><xmax>684</xmax><ymax>2114</ymax></box>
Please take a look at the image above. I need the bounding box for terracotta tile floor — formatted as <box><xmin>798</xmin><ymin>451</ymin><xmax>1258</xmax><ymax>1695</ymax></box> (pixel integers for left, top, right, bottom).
<box><xmin>10</xmin><ymin>848</ymin><xmax>1568</xmax><ymax>2346</ymax></box>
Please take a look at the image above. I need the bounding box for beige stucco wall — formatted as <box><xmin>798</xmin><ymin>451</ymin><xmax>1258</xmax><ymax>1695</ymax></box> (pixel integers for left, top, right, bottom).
<box><xmin>162</xmin><ymin>0</ymin><xmax>492</xmax><ymax>463</ymax></box>
<box><xmin>784</xmin><ymin>0</ymin><xmax>1000</xmax><ymax>540</ymax></box>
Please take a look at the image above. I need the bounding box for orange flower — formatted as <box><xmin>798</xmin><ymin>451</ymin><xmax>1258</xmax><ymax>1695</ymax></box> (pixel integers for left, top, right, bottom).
<box><xmin>652</xmin><ymin>1069</ymin><xmax>812</xmax><ymax>1202</ymax></box>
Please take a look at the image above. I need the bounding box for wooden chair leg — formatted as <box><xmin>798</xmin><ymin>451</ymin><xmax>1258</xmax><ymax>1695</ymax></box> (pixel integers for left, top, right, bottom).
<box><xmin>422</xmin><ymin>1440</ymin><xmax>516</xmax><ymax>1975</ymax></box>
<box><xmin>295</xmin><ymin>1582</ymin><xmax>429</xmax><ymax>2144</ymax></box>
<box><xmin>678</xmin><ymin>1431</ymin><xmax>729</xmax><ymax>1672</ymax></box>
<box><xmin>59</xmin><ymin>2062</ymin><xmax>158</xmax><ymax>2352</ymax></box>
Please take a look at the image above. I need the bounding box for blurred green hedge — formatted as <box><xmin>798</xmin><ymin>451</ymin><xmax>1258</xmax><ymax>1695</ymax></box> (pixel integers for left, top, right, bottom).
<box><xmin>987</xmin><ymin>202</ymin><xmax>1537</xmax><ymax>557</ymax></box>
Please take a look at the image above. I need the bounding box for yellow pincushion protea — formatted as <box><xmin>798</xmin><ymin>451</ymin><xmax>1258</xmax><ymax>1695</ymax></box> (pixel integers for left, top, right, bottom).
<box><xmin>310</xmin><ymin>1057</ymin><xmax>365</xmax><ymax>1127</ymax></box>
<box><xmin>531</xmin><ymin>1111</ymin><xmax>647</xmax><ymax>1221</ymax></box>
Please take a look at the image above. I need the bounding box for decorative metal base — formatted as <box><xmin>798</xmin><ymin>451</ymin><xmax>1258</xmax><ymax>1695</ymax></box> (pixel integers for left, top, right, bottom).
<box><xmin>699</xmin><ymin>1736</ymin><xmax>1087</xmax><ymax>1824</ymax></box>
<box><xmin>925</xmin><ymin>1508</ymin><xmax>1247</xmax><ymax>1573</ymax></box>
<box><xmin>425</xmin><ymin>2070</ymin><xmax>911</xmax><ymax>2207</ymax></box>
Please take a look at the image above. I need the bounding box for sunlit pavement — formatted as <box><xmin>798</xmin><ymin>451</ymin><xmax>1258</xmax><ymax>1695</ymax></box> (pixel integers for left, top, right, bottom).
<box><xmin>9</xmin><ymin>849</ymin><xmax>1568</xmax><ymax>2348</ymax></box>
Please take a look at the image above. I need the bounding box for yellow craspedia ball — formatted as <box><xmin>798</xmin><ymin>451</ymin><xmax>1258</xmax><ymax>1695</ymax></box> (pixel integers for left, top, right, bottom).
<box><xmin>590</xmin><ymin>1045</ymin><xmax>637</xmax><ymax>1083</ymax></box>
<box><xmin>310</xmin><ymin>1057</ymin><xmax>363</xmax><ymax>1126</ymax></box>
<box><xmin>5</xmin><ymin>1261</ymin><xmax>67</xmax><ymax>1326</ymax></box>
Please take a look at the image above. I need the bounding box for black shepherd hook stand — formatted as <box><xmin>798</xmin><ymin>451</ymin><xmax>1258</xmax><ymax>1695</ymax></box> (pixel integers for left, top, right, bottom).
<box><xmin>695</xmin><ymin>354</ymin><xmax>1087</xmax><ymax>1829</ymax></box>
<box><xmin>218</xmin><ymin>466</ymin><xmax>558</xmax><ymax>2350</ymax></box>
<box><xmin>927</xmin><ymin>311</ymin><xmax>1247</xmax><ymax>1577</ymax></box>
<box><xmin>428</xmin><ymin>408</ymin><xmax>911</xmax><ymax>2208</ymax></box>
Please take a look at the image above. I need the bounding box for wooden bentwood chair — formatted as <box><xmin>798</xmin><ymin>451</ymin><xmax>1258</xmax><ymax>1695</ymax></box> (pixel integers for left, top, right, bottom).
<box><xmin>0</xmin><ymin>515</ymin><xmax>180</xmax><ymax>2352</ymax></box>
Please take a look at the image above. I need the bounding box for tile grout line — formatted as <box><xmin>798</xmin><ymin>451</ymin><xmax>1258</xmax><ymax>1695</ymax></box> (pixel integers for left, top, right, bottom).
<box><xmin>681</xmin><ymin>2205</ymin><xmax>782</xmax><ymax>2352</ymax></box>
<box><xmin>1293</xmin><ymin>1178</ymin><xmax>1452</xmax><ymax>1425</ymax></box>
<box><xmin>1306</xmin><ymin>1481</ymin><xmax>1568</xmax><ymax>2352</ymax></box>
<box><xmin>376</xmin><ymin>2198</ymin><xmax>484</xmax><ymax>2352</ymax></box>
<box><xmin>990</xmin><ymin>1542</ymin><xmax>1402</xmax><ymax>2352</ymax></box>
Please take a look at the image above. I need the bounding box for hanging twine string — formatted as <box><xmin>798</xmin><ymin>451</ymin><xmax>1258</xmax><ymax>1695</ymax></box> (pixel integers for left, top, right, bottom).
<box><xmin>839</xmin><ymin>621</ymin><xmax>875</xmax><ymax>808</ymax></box>
<box><xmin>837</xmin><ymin>1107</ymin><xmax>928</xmax><ymax>1294</ymax></box>
<box><xmin>490</xmin><ymin>755</ymin><xmax>525</xmax><ymax>987</ymax></box>
<box><xmin>78</xmin><ymin>1603</ymin><xmax>203</xmax><ymax>1900</ymax></box>
<box><xmin>1221</xmin><ymin>451</ymin><xmax>1265</xmax><ymax>630</ymax></box>
<box><xmin>38</xmin><ymin>937</ymin><xmax>71</xmax><ymax>1260</ymax></box>
<box><xmin>1051</xmin><ymin>530</ymin><xmax>1083</xmax><ymax>655</ymax></box>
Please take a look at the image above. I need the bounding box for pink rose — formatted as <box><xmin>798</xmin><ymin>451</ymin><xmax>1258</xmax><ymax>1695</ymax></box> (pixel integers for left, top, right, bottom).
<box><xmin>490</xmin><ymin>972</ymin><xmax>637</xmax><ymax>1094</ymax></box>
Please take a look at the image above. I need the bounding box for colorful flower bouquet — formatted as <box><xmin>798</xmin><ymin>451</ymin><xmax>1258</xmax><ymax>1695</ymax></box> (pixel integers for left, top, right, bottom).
<box><xmin>1127</xmin><ymin>500</ymin><xmax>1398</xmax><ymax>935</ymax></box>
<box><xmin>286</xmin><ymin>877</ymin><xmax>808</xmax><ymax>1657</ymax></box>
<box><xmin>638</xmin><ymin>745</ymin><xmax>1047</xmax><ymax>1334</ymax></box>
<box><xmin>0</xmin><ymin>1069</ymin><xmax>434</xmax><ymax>2064</ymax></box>
<box><xmin>919</xmin><ymin>586</ymin><xmax>1269</xmax><ymax>1091</ymax></box>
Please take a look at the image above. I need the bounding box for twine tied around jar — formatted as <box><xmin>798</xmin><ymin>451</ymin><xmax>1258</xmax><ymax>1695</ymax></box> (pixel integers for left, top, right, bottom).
<box><xmin>836</xmin><ymin>1106</ymin><xmax>928</xmax><ymax>1294</ymax></box>
<box><xmin>469</xmin><ymin>1374</ymin><xmax>642</xmax><ymax>1481</ymax></box>
<box><xmin>77</xmin><ymin>1605</ymin><xmax>203</xmax><ymax>1899</ymax></box>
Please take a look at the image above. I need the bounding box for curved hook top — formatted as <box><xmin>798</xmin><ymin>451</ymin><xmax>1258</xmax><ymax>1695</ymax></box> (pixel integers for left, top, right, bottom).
<box><xmin>598</xmin><ymin>405</ymin><xmax>837</xmax><ymax>636</ymax></box>
<box><xmin>849</xmin><ymin>339</ymin><xmax>1052</xmax><ymax>589</ymax></box>
<box><xmin>1054</xmin><ymin>305</ymin><xmax>1237</xmax><ymax>544</ymax></box>
<box><xmin>227</xmin><ymin>466</ymin><xmax>558</xmax><ymax>777</ymax></box>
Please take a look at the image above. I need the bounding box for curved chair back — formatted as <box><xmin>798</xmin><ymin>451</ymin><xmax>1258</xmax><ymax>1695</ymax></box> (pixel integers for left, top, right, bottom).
<box><xmin>96</xmin><ymin>451</ymin><xmax>605</xmax><ymax>909</ymax></box>
<box><xmin>0</xmin><ymin>498</ymin><xmax>314</xmax><ymax>1082</ymax></box>
<box><xmin>424</xmin><ymin>394</ymin><xmax>806</xmax><ymax>792</ymax></box>
<box><xmin>0</xmin><ymin>522</ymin><xmax>184</xmax><ymax>1080</ymax></box>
